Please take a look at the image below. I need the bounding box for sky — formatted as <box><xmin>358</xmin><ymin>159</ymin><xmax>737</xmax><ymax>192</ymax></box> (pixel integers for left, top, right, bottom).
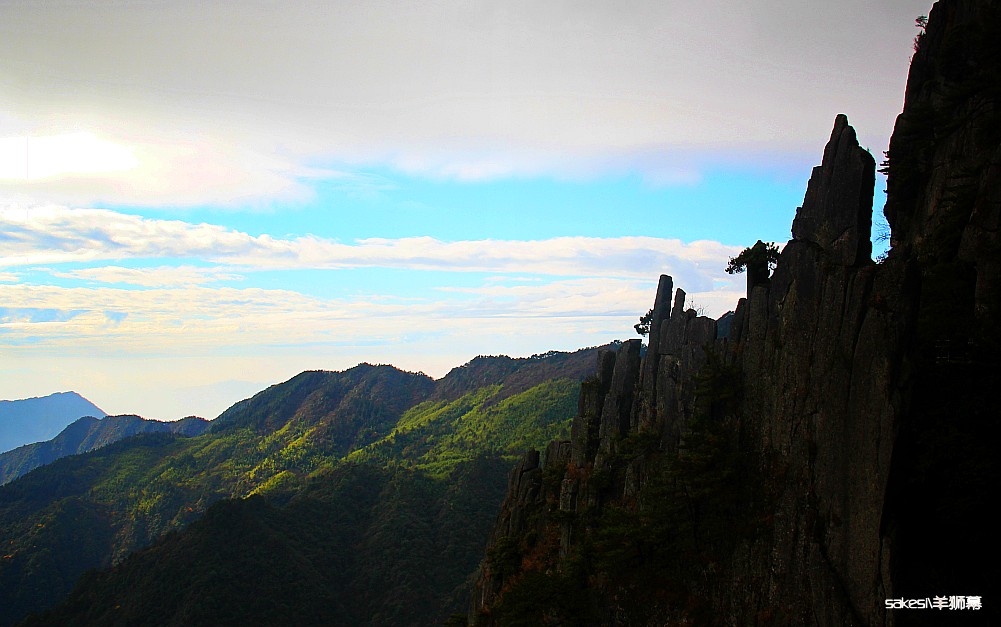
<box><xmin>0</xmin><ymin>0</ymin><xmax>929</xmax><ymax>421</ymax></box>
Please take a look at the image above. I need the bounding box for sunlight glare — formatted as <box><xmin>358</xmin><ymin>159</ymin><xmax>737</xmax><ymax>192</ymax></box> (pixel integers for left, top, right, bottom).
<box><xmin>0</xmin><ymin>132</ymin><xmax>137</xmax><ymax>180</ymax></box>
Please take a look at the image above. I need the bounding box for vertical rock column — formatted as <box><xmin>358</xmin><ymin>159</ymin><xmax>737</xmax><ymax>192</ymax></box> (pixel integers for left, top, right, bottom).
<box><xmin>635</xmin><ymin>275</ymin><xmax>674</xmax><ymax>431</ymax></box>
<box><xmin>735</xmin><ymin>113</ymin><xmax>892</xmax><ymax>626</ymax></box>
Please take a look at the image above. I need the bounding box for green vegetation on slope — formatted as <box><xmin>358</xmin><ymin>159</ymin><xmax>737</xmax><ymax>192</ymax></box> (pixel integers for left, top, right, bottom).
<box><xmin>0</xmin><ymin>364</ymin><xmax>434</xmax><ymax>626</ymax></box>
<box><xmin>347</xmin><ymin>378</ymin><xmax>578</xmax><ymax>476</ymax></box>
<box><xmin>0</xmin><ymin>415</ymin><xmax>209</xmax><ymax>486</ymax></box>
<box><xmin>1</xmin><ymin>348</ymin><xmax>603</xmax><ymax>626</ymax></box>
<box><xmin>25</xmin><ymin>458</ymin><xmax>514</xmax><ymax>627</ymax></box>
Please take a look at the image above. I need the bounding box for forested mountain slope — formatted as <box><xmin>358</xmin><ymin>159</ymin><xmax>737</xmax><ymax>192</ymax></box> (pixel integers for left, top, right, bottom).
<box><xmin>2</xmin><ymin>347</ymin><xmax>606</xmax><ymax>626</ymax></box>
<box><xmin>25</xmin><ymin>459</ymin><xmax>513</xmax><ymax>627</ymax></box>
<box><xmin>0</xmin><ymin>415</ymin><xmax>208</xmax><ymax>485</ymax></box>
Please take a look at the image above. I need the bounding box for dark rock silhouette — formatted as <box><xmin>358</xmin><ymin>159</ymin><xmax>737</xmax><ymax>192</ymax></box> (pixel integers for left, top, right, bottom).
<box><xmin>473</xmin><ymin>1</ymin><xmax>998</xmax><ymax>623</ymax></box>
<box><xmin>791</xmin><ymin>113</ymin><xmax>875</xmax><ymax>266</ymax></box>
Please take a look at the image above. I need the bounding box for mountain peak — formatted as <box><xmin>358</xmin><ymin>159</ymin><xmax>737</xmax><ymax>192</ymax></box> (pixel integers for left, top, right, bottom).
<box><xmin>0</xmin><ymin>391</ymin><xmax>107</xmax><ymax>454</ymax></box>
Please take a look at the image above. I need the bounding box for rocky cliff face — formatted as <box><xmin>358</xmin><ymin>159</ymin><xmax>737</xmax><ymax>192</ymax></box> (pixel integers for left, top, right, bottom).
<box><xmin>472</xmin><ymin>1</ymin><xmax>998</xmax><ymax>624</ymax></box>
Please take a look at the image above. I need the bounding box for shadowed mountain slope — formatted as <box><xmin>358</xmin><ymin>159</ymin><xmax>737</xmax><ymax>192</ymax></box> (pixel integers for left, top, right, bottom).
<box><xmin>1</xmin><ymin>347</ymin><xmax>606</xmax><ymax>626</ymax></box>
<box><xmin>0</xmin><ymin>415</ymin><xmax>208</xmax><ymax>485</ymax></box>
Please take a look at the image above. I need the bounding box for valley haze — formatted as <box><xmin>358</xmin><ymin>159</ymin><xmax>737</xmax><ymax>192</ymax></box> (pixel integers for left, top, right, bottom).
<box><xmin>0</xmin><ymin>1</ymin><xmax>928</xmax><ymax>421</ymax></box>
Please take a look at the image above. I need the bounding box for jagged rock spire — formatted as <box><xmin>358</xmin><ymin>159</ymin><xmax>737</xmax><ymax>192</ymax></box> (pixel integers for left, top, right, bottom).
<box><xmin>791</xmin><ymin>114</ymin><xmax>875</xmax><ymax>266</ymax></box>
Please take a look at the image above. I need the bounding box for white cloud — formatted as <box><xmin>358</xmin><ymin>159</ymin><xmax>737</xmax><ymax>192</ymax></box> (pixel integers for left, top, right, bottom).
<box><xmin>0</xmin><ymin>204</ymin><xmax>739</xmax><ymax>289</ymax></box>
<box><xmin>0</xmin><ymin>132</ymin><xmax>137</xmax><ymax>180</ymax></box>
<box><xmin>0</xmin><ymin>0</ymin><xmax>916</xmax><ymax>419</ymax></box>
<box><xmin>0</xmin><ymin>0</ymin><xmax>929</xmax><ymax>206</ymax></box>
<box><xmin>51</xmin><ymin>265</ymin><xmax>244</xmax><ymax>287</ymax></box>
<box><xmin>0</xmin><ymin>267</ymin><xmax>742</xmax><ymax>420</ymax></box>
<box><xmin>0</xmin><ymin>279</ymin><xmax>624</xmax><ymax>351</ymax></box>
<box><xmin>0</xmin><ymin>130</ymin><xmax>325</xmax><ymax>207</ymax></box>
<box><xmin>0</xmin><ymin>274</ymin><xmax>739</xmax><ymax>358</ymax></box>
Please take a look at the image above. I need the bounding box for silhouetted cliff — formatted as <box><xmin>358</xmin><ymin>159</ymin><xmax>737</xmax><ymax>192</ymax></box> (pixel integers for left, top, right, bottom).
<box><xmin>472</xmin><ymin>1</ymin><xmax>998</xmax><ymax>624</ymax></box>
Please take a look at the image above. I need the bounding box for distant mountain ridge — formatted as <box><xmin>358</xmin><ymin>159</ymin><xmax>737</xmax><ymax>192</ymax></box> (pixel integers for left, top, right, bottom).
<box><xmin>0</xmin><ymin>346</ymin><xmax>608</xmax><ymax>626</ymax></box>
<box><xmin>0</xmin><ymin>414</ymin><xmax>210</xmax><ymax>485</ymax></box>
<box><xmin>0</xmin><ymin>392</ymin><xmax>106</xmax><ymax>454</ymax></box>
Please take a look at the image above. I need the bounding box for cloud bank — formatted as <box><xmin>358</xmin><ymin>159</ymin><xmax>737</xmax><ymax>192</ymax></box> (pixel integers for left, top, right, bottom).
<box><xmin>0</xmin><ymin>0</ymin><xmax>929</xmax><ymax>207</ymax></box>
<box><xmin>0</xmin><ymin>203</ymin><xmax>743</xmax><ymax>371</ymax></box>
<box><xmin>0</xmin><ymin>204</ymin><xmax>738</xmax><ymax>288</ymax></box>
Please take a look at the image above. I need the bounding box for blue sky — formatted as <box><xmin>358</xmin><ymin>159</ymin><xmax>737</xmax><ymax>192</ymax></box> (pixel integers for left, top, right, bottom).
<box><xmin>0</xmin><ymin>0</ymin><xmax>923</xmax><ymax>421</ymax></box>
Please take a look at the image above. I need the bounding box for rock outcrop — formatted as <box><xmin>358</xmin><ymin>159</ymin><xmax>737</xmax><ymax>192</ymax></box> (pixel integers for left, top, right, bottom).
<box><xmin>471</xmin><ymin>1</ymin><xmax>998</xmax><ymax>624</ymax></box>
